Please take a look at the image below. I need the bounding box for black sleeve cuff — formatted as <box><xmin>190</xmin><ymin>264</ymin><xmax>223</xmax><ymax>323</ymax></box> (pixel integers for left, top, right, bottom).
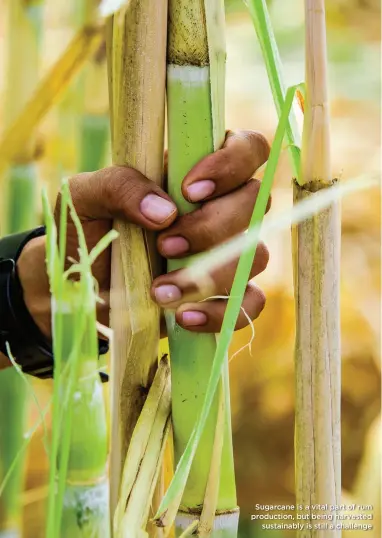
<box><xmin>0</xmin><ymin>227</ymin><xmax>109</xmax><ymax>381</ymax></box>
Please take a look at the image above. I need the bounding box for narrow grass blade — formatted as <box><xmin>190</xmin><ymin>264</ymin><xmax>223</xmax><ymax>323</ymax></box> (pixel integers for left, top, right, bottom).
<box><xmin>245</xmin><ymin>0</ymin><xmax>302</xmax><ymax>181</ymax></box>
<box><xmin>182</xmin><ymin>174</ymin><xmax>379</xmax><ymax>285</ymax></box>
<box><xmin>198</xmin><ymin>381</ymin><xmax>225</xmax><ymax>537</ymax></box>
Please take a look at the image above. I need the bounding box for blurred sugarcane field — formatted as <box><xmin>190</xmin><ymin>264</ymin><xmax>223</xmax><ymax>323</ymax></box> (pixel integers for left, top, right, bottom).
<box><xmin>0</xmin><ymin>0</ymin><xmax>380</xmax><ymax>537</ymax></box>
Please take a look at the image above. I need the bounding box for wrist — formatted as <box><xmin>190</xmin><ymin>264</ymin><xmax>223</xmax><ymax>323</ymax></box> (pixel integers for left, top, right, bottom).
<box><xmin>16</xmin><ymin>235</ymin><xmax>51</xmax><ymax>339</ymax></box>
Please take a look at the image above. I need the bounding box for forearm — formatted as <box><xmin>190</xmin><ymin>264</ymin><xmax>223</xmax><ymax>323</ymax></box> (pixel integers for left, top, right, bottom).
<box><xmin>0</xmin><ymin>230</ymin><xmax>53</xmax><ymax>376</ymax></box>
<box><xmin>16</xmin><ymin>235</ymin><xmax>51</xmax><ymax>339</ymax></box>
<box><xmin>0</xmin><ymin>351</ymin><xmax>10</xmax><ymax>369</ymax></box>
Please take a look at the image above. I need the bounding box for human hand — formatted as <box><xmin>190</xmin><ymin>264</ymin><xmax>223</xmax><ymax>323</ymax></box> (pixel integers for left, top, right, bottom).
<box><xmin>17</xmin><ymin>130</ymin><xmax>270</xmax><ymax>338</ymax></box>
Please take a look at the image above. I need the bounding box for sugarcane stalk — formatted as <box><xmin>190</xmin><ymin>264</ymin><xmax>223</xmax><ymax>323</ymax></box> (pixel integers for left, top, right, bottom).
<box><xmin>165</xmin><ymin>1</ymin><xmax>238</xmax><ymax>535</ymax></box>
<box><xmin>106</xmin><ymin>0</ymin><xmax>168</xmax><ymax>515</ymax></box>
<box><xmin>57</xmin><ymin>286</ymin><xmax>110</xmax><ymax>538</ymax></box>
<box><xmin>0</xmin><ymin>2</ymin><xmax>43</xmax><ymax>536</ymax></box>
<box><xmin>43</xmin><ymin>188</ymin><xmax>111</xmax><ymax>538</ymax></box>
<box><xmin>293</xmin><ymin>1</ymin><xmax>341</xmax><ymax>536</ymax></box>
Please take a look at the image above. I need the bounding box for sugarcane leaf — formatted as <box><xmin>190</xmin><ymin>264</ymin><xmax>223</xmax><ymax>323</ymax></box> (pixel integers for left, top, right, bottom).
<box><xmin>42</xmin><ymin>187</ymin><xmax>58</xmax><ymax>288</ymax></box>
<box><xmin>178</xmin><ymin>521</ymin><xmax>199</xmax><ymax>538</ymax></box>
<box><xmin>204</xmin><ymin>0</ymin><xmax>226</xmax><ymax>151</ymax></box>
<box><xmin>245</xmin><ymin>0</ymin><xmax>302</xmax><ymax>182</ymax></box>
<box><xmin>89</xmin><ymin>229</ymin><xmax>119</xmax><ymax>265</ymax></box>
<box><xmin>154</xmin><ymin>83</ymin><xmax>303</xmax><ymax>522</ymax></box>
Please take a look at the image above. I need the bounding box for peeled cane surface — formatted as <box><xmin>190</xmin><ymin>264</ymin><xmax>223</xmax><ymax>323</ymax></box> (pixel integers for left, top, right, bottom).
<box><xmin>107</xmin><ymin>0</ymin><xmax>167</xmax><ymax>513</ymax></box>
<box><xmin>293</xmin><ymin>181</ymin><xmax>341</xmax><ymax>538</ymax></box>
<box><xmin>166</xmin><ymin>0</ymin><xmax>237</xmax><ymax>517</ymax></box>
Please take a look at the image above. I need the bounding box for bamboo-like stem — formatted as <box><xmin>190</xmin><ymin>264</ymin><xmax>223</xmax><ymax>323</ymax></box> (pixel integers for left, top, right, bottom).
<box><xmin>300</xmin><ymin>0</ymin><xmax>331</xmax><ymax>186</ymax></box>
<box><xmin>106</xmin><ymin>0</ymin><xmax>168</xmax><ymax>515</ymax></box>
<box><xmin>293</xmin><ymin>2</ymin><xmax>341</xmax><ymax>537</ymax></box>
<box><xmin>165</xmin><ymin>1</ymin><xmax>238</xmax><ymax>535</ymax></box>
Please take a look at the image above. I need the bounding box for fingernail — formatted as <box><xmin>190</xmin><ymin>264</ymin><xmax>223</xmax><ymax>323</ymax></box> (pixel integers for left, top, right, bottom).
<box><xmin>154</xmin><ymin>284</ymin><xmax>182</xmax><ymax>304</ymax></box>
<box><xmin>161</xmin><ymin>236</ymin><xmax>189</xmax><ymax>256</ymax></box>
<box><xmin>140</xmin><ymin>194</ymin><xmax>176</xmax><ymax>223</ymax></box>
<box><xmin>187</xmin><ymin>180</ymin><xmax>215</xmax><ymax>202</ymax></box>
<box><xmin>182</xmin><ymin>311</ymin><xmax>208</xmax><ymax>326</ymax></box>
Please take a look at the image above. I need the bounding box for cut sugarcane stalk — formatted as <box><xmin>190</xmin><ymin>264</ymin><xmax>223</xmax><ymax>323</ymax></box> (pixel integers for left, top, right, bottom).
<box><xmin>106</xmin><ymin>0</ymin><xmax>168</xmax><ymax>515</ymax></box>
<box><xmin>165</xmin><ymin>1</ymin><xmax>238</xmax><ymax>535</ymax></box>
<box><xmin>293</xmin><ymin>2</ymin><xmax>341</xmax><ymax>536</ymax></box>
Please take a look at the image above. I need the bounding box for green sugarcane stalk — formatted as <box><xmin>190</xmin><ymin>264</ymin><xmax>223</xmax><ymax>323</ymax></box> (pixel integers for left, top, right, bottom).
<box><xmin>165</xmin><ymin>1</ymin><xmax>238</xmax><ymax>535</ymax></box>
<box><xmin>57</xmin><ymin>287</ymin><xmax>110</xmax><ymax>538</ymax></box>
<box><xmin>43</xmin><ymin>188</ymin><xmax>110</xmax><ymax>538</ymax></box>
<box><xmin>0</xmin><ymin>2</ymin><xmax>43</xmax><ymax>537</ymax></box>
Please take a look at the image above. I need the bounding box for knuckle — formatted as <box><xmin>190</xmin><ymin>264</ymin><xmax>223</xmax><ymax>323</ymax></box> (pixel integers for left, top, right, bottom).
<box><xmin>246</xmin><ymin>177</ymin><xmax>262</xmax><ymax>199</ymax></box>
<box><xmin>256</xmin><ymin>287</ymin><xmax>267</xmax><ymax>313</ymax></box>
<box><xmin>219</xmin><ymin>147</ymin><xmax>237</xmax><ymax>181</ymax></box>
<box><xmin>257</xmin><ymin>242</ymin><xmax>270</xmax><ymax>273</ymax></box>
<box><xmin>235</xmin><ymin>313</ymin><xmax>249</xmax><ymax>330</ymax></box>
<box><xmin>199</xmin><ymin>202</ymin><xmax>230</xmax><ymax>242</ymax></box>
<box><xmin>101</xmin><ymin>166</ymin><xmax>140</xmax><ymax>217</ymax></box>
<box><xmin>250</xmin><ymin>131</ymin><xmax>271</xmax><ymax>162</ymax></box>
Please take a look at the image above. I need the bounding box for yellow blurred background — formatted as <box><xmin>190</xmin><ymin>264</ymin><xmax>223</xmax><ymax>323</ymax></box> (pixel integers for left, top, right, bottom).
<box><xmin>0</xmin><ymin>1</ymin><xmax>380</xmax><ymax>537</ymax></box>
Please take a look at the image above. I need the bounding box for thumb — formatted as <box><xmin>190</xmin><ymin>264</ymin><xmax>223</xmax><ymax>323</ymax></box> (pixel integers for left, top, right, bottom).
<box><xmin>56</xmin><ymin>165</ymin><xmax>178</xmax><ymax>230</ymax></box>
